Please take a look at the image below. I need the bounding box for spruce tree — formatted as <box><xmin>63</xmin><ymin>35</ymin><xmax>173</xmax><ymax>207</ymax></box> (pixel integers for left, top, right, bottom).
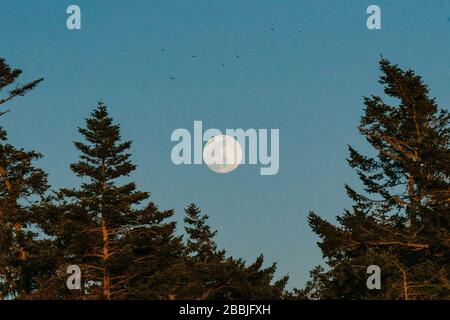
<box><xmin>184</xmin><ymin>203</ymin><xmax>217</xmax><ymax>258</ymax></box>
<box><xmin>0</xmin><ymin>129</ymin><xmax>50</xmax><ymax>299</ymax></box>
<box><xmin>50</xmin><ymin>102</ymin><xmax>183</xmax><ymax>299</ymax></box>
<box><xmin>0</xmin><ymin>57</ymin><xmax>48</xmax><ymax>299</ymax></box>
<box><xmin>182</xmin><ymin>203</ymin><xmax>288</xmax><ymax>299</ymax></box>
<box><xmin>305</xmin><ymin>59</ymin><xmax>450</xmax><ymax>299</ymax></box>
<box><xmin>0</xmin><ymin>58</ymin><xmax>47</xmax><ymax>299</ymax></box>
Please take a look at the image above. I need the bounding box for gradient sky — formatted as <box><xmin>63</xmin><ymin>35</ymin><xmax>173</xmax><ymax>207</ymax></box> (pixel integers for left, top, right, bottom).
<box><xmin>1</xmin><ymin>0</ymin><xmax>449</xmax><ymax>289</ymax></box>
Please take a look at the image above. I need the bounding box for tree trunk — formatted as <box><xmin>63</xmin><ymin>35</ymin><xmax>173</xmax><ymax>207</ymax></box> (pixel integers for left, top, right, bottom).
<box><xmin>101</xmin><ymin>218</ymin><xmax>111</xmax><ymax>300</ymax></box>
<box><xmin>99</xmin><ymin>161</ymin><xmax>111</xmax><ymax>300</ymax></box>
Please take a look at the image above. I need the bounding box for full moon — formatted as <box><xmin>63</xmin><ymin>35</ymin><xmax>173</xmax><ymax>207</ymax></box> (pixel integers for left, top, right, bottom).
<box><xmin>203</xmin><ymin>135</ymin><xmax>243</xmax><ymax>174</ymax></box>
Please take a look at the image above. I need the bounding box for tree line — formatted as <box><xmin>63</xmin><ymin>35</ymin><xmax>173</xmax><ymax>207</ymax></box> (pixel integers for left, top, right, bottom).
<box><xmin>0</xmin><ymin>56</ymin><xmax>448</xmax><ymax>300</ymax></box>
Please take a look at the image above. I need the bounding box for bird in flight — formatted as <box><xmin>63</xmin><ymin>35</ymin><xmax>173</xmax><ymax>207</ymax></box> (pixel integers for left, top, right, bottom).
<box><xmin>269</xmin><ymin>27</ymin><xmax>275</xmax><ymax>31</ymax></box>
<box><xmin>235</xmin><ymin>55</ymin><xmax>240</xmax><ymax>58</ymax></box>
<box><xmin>191</xmin><ymin>55</ymin><xmax>197</xmax><ymax>58</ymax></box>
<box><xmin>298</xmin><ymin>30</ymin><xmax>302</xmax><ymax>34</ymax></box>
<box><xmin>161</xmin><ymin>49</ymin><xmax>165</xmax><ymax>52</ymax></box>
<box><xmin>170</xmin><ymin>76</ymin><xmax>176</xmax><ymax>80</ymax></box>
<box><xmin>221</xmin><ymin>64</ymin><xmax>225</xmax><ymax>67</ymax></box>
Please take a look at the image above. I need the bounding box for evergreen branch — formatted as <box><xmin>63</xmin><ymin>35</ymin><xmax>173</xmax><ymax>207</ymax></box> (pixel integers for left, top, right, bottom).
<box><xmin>368</xmin><ymin>241</ymin><xmax>428</xmax><ymax>250</ymax></box>
<box><xmin>79</xmin><ymin>264</ymin><xmax>105</xmax><ymax>272</ymax></box>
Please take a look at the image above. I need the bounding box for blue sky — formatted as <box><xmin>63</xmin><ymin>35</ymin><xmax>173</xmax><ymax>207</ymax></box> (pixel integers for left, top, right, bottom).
<box><xmin>1</xmin><ymin>0</ymin><xmax>449</xmax><ymax>289</ymax></box>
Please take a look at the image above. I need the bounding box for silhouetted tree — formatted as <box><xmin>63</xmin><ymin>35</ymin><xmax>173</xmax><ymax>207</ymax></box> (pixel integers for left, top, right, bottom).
<box><xmin>0</xmin><ymin>57</ymin><xmax>48</xmax><ymax>299</ymax></box>
<box><xmin>305</xmin><ymin>59</ymin><xmax>450</xmax><ymax>300</ymax></box>
<box><xmin>47</xmin><ymin>102</ymin><xmax>184</xmax><ymax>299</ymax></box>
<box><xmin>182</xmin><ymin>203</ymin><xmax>288</xmax><ymax>300</ymax></box>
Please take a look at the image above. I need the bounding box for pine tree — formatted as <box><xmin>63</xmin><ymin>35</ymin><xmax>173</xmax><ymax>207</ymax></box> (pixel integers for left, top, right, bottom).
<box><xmin>49</xmin><ymin>102</ymin><xmax>184</xmax><ymax>299</ymax></box>
<box><xmin>184</xmin><ymin>203</ymin><xmax>217</xmax><ymax>258</ymax></box>
<box><xmin>122</xmin><ymin>203</ymin><xmax>185</xmax><ymax>300</ymax></box>
<box><xmin>182</xmin><ymin>203</ymin><xmax>288</xmax><ymax>300</ymax></box>
<box><xmin>0</xmin><ymin>57</ymin><xmax>48</xmax><ymax>299</ymax></box>
<box><xmin>305</xmin><ymin>59</ymin><xmax>450</xmax><ymax>300</ymax></box>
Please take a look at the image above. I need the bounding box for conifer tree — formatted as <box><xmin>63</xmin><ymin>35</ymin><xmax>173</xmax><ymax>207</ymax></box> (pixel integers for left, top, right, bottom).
<box><xmin>184</xmin><ymin>203</ymin><xmax>217</xmax><ymax>258</ymax></box>
<box><xmin>122</xmin><ymin>203</ymin><xmax>185</xmax><ymax>300</ymax></box>
<box><xmin>0</xmin><ymin>57</ymin><xmax>48</xmax><ymax>299</ymax></box>
<box><xmin>50</xmin><ymin>102</ymin><xmax>184</xmax><ymax>299</ymax></box>
<box><xmin>305</xmin><ymin>59</ymin><xmax>450</xmax><ymax>299</ymax></box>
<box><xmin>182</xmin><ymin>203</ymin><xmax>288</xmax><ymax>300</ymax></box>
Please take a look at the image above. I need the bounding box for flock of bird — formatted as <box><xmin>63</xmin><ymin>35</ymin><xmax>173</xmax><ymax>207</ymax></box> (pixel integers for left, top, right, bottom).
<box><xmin>160</xmin><ymin>6</ymin><xmax>450</xmax><ymax>80</ymax></box>
<box><xmin>162</xmin><ymin>27</ymin><xmax>302</xmax><ymax>80</ymax></box>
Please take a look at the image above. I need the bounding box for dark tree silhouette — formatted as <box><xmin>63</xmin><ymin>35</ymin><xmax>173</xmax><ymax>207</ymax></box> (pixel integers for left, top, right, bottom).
<box><xmin>0</xmin><ymin>57</ymin><xmax>48</xmax><ymax>299</ymax></box>
<box><xmin>304</xmin><ymin>59</ymin><xmax>450</xmax><ymax>300</ymax></box>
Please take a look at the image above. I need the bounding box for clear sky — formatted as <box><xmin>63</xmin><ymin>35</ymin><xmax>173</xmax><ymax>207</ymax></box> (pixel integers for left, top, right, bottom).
<box><xmin>1</xmin><ymin>0</ymin><xmax>449</xmax><ymax>289</ymax></box>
